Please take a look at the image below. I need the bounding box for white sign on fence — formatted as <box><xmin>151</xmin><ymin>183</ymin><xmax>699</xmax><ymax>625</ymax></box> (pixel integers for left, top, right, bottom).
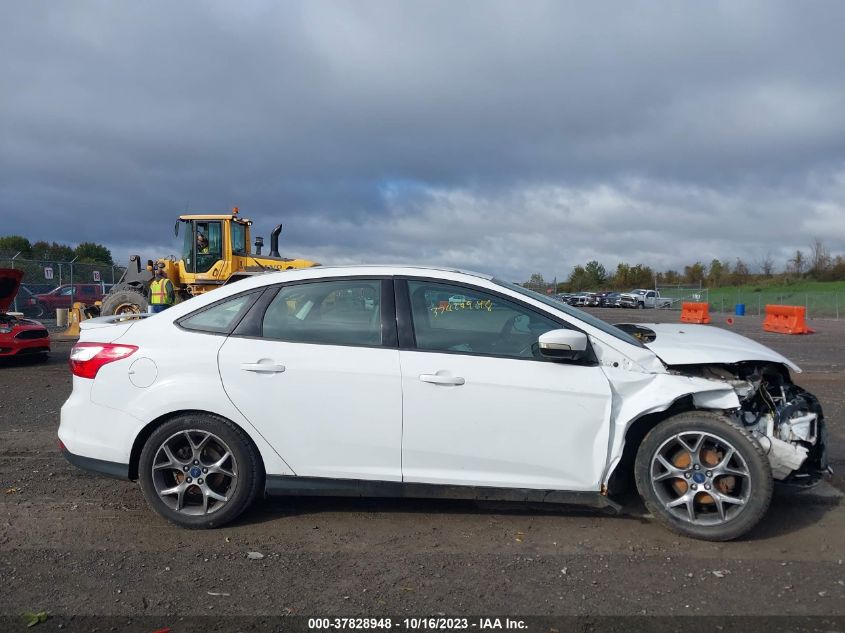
<box><xmin>93</xmin><ymin>270</ymin><xmax>101</xmax><ymax>282</ymax></box>
<box><xmin>44</xmin><ymin>267</ymin><xmax>54</xmax><ymax>280</ymax></box>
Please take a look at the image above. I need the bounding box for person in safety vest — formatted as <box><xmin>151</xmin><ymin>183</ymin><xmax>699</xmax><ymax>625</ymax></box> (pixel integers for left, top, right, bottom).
<box><xmin>149</xmin><ymin>267</ymin><xmax>175</xmax><ymax>313</ymax></box>
<box><xmin>197</xmin><ymin>232</ymin><xmax>210</xmax><ymax>254</ymax></box>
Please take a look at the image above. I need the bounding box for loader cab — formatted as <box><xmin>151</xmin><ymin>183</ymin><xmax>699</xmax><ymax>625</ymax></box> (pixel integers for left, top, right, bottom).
<box><xmin>178</xmin><ymin>215</ymin><xmax>252</xmax><ymax>276</ymax></box>
<box><xmin>180</xmin><ymin>219</ymin><xmax>221</xmax><ymax>274</ymax></box>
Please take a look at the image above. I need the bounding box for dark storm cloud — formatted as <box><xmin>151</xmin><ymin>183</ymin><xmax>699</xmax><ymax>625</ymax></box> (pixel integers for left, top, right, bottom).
<box><xmin>1</xmin><ymin>0</ymin><xmax>844</xmax><ymax>279</ymax></box>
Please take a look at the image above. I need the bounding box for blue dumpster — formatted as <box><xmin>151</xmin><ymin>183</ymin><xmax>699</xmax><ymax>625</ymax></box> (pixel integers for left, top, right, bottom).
<box><xmin>735</xmin><ymin>303</ymin><xmax>746</xmax><ymax>316</ymax></box>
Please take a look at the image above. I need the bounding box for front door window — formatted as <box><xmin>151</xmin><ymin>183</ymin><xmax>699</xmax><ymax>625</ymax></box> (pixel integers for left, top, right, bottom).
<box><xmin>406</xmin><ymin>280</ymin><xmax>560</xmax><ymax>359</ymax></box>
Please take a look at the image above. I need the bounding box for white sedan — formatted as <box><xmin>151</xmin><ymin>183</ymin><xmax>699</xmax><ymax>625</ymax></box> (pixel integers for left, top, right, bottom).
<box><xmin>59</xmin><ymin>266</ymin><xmax>828</xmax><ymax>540</ymax></box>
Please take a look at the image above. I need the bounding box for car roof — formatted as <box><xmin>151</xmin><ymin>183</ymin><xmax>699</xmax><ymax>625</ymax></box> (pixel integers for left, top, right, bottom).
<box><xmin>315</xmin><ymin>264</ymin><xmax>493</xmax><ymax>279</ymax></box>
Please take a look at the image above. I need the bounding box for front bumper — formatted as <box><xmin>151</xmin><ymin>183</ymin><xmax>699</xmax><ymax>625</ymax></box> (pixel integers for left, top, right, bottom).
<box><xmin>781</xmin><ymin>410</ymin><xmax>831</xmax><ymax>487</ymax></box>
<box><xmin>0</xmin><ymin>334</ymin><xmax>50</xmax><ymax>356</ymax></box>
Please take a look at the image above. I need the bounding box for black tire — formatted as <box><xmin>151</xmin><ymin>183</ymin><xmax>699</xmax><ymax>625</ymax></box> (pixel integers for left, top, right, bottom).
<box><xmin>637</xmin><ymin>301</ymin><xmax>644</xmax><ymax>309</ymax></box>
<box><xmin>634</xmin><ymin>411</ymin><xmax>772</xmax><ymax>541</ymax></box>
<box><xmin>101</xmin><ymin>287</ymin><xmax>149</xmax><ymax>316</ymax></box>
<box><xmin>33</xmin><ymin>302</ymin><xmax>46</xmax><ymax>318</ymax></box>
<box><xmin>138</xmin><ymin>413</ymin><xmax>264</xmax><ymax>529</ymax></box>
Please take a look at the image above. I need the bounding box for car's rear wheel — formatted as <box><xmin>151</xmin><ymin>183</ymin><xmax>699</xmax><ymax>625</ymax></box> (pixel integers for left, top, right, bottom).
<box><xmin>138</xmin><ymin>414</ymin><xmax>263</xmax><ymax>529</ymax></box>
<box><xmin>634</xmin><ymin>411</ymin><xmax>772</xmax><ymax>541</ymax></box>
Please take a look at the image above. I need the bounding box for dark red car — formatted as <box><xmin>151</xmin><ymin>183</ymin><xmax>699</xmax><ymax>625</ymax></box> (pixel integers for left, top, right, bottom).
<box><xmin>32</xmin><ymin>284</ymin><xmax>107</xmax><ymax>315</ymax></box>
<box><xmin>0</xmin><ymin>269</ymin><xmax>51</xmax><ymax>358</ymax></box>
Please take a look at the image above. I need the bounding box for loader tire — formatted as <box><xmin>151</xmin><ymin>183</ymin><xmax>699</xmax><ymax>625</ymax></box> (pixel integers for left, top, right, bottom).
<box><xmin>100</xmin><ymin>287</ymin><xmax>149</xmax><ymax>316</ymax></box>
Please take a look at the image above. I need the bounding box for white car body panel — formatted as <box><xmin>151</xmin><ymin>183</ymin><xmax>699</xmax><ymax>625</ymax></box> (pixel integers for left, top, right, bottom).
<box><xmin>61</xmin><ymin>318</ymin><xmax>295</xmax><ymax>475</ymax></box>
<box><xmin>217</xmin><ymin>337</ymin><xmax>403</xmax><ymax>481</ymax></box>
<box><xmin>639</xmin><ymin>323</ymin><xmax>801</xmax><ymax>372</ymax></box>
<box><xmin>400</xmin><ymin>350</ymin><xmax>612</xmax><ymax>490</ymax></box>
<box><xmin>58</xmin><ymin>265</ymin><xmax>808</xmax><ymax>499</ymax></box>
<box><xmin>598</xmin><ymin>368</ymin><xmax>740</xmax><ymax>483</ymax></box>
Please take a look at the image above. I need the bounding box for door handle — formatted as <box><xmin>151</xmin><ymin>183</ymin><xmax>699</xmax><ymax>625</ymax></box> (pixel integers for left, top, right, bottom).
<box><xmin>240</xmin><ymin>362</ymin><xmax>286</xmax><ymax>373</ymax></box>
<box><xmin>419</xmin><ymin>374</ymin><xmax>465</xmax><ymax>386</ymax></box>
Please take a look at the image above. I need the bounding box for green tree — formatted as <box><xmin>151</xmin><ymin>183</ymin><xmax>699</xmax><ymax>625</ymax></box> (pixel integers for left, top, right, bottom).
<box><xmin>706</xmin><ymin>259</ymin><xmax>730</xmax><ymax>287</ymax></box>
<box><xmin>662</xmin><ymin>269</ymin><xmax>681</xmax><ymax>285</ymax></box>
<box><xmin>32</xmin><ymin>240</ymin><xmax>75</xmax><ymax>262</ymax></box>
<box><xmin>567</xmin><ymin>265</ymin><xmax>590</xmax><ymax>291</ymax></box>
<box><xmin>611</xmin><ymin>263</ymin><xmax>631</xmax><ymax>289</ymax></box>
<box><xmin>827</xmin><ymin>255</ymin><xmax>845</xmax><ymax>281</ymax></box>
<box><xmin>787</xmin><ymin>250</ymin><xmax>806</xmax><ymax>276</ymax></box>
<box><xmin>683</xmin><ymin>262</ymin><xmax>706</xmax><ymax>285</ymax></box>
<box><xmin>809</xmin><ymin>239</ymin><xmax>830</xmax><ymax>279</ymax></box>
<box><xmin>583</xmin><ymin>260</ymin><xmax>608</xmax><ymax>288</ymax></box>
<box><xmin>0</xmin><ymin>235</ymin><xmax>32</xmax><ymax>257</ymax></box>
<box><xmin>75</xmin><ymin>242</ymin><xmax>113</xmax><ymax>264</ymax></box>
<box><xmin>627</xmin><ymin>264</ymin><xmax>655</xmax><ymax>288</ymax></box>
<box><xmin>731</xmin><ymin>258</ymin><xmax>750</xmax><ymax>285</ymax></box>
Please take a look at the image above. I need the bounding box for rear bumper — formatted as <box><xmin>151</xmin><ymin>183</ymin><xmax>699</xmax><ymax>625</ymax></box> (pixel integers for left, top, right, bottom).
<box><xmin>61</xmin><ymin>446</ymin><xmax>130</xmax><ymax>480</ymax></box>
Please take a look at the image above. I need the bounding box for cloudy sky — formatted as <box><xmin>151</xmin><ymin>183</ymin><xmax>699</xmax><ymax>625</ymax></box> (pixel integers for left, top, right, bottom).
<box><xmin>2</xmin><ymin>1</ymin><xmax>844</xmax><ymax>280</ymax></box>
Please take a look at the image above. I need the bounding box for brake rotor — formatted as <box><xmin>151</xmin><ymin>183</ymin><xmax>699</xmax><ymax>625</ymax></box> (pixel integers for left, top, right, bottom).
<box><xmin>669</xmin><ymin>447</ymin><xmax>730</xmax><ymax>504</ymax></box>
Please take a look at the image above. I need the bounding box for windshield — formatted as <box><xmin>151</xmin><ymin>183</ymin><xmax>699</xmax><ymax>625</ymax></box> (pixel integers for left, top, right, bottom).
<box><xmin>493</xmin><ymin>279</ymin><xmax>645</xmax><ymax>348</ymax></box>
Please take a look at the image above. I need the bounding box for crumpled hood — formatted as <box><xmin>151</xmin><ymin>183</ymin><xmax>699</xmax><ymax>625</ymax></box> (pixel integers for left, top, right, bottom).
<box><xmin>0</xmin><ymin>269</ymin><xmax>23</xmax><ymax>313</ymax></box>
<box><xmin>640</xmin><ymin>323</ymin><xmax>801</xmax><ymax>373</ymax></box>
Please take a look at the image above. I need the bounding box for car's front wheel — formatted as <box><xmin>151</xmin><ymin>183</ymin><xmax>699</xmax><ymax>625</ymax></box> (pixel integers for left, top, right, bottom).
<box><xmin>634</xmin><ymin>412</ymin><xmax>772</xmax><ymax>541</ymax></box>
<box><xmin>138</xmin><ymin>413</ymin><xmax>263</xmax><ymax>529</ymax></box>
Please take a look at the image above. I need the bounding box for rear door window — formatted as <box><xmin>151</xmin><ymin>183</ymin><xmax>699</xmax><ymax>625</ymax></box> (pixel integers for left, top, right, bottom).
<box><xmin>261</xmin><ymin>280</ymin><xmax>383</xmax><ymax>346</ymax></box>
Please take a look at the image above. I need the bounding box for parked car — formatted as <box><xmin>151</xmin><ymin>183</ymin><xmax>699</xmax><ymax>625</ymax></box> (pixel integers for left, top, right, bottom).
<box><xmin>598</xmin><ymin>292</ymin><xmax>622</xmax><ymax>307</ymax></box>
<box><xmin>618</xmin><ymin>289</ymin><xmax>673</xmax><ymax>309</ymax></box>
<box><xmin>60</xmin><ymin>265</ymin><xmax>828</xmax><ymax>541</ymax></box>
<box><xmin>33</xmin><ymin>284</ymin><xmax>108</xmax><ymax>314</ymax></box>
<box><xmin>569</xmin><ymin>292</ymin><xmax>600</xmax><ymax>307</ymax></box>
<box><xmin>11</xmin><ymin>285</ymin><xmax>46</xmax><ymax>318</ymax></box>
<box><xmin>0</xmin><ymin>269</ymin><xmax>51</xmax><ymax>358</ymax></box>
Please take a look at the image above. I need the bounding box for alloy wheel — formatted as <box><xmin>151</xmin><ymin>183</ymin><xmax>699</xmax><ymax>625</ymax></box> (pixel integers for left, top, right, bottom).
<box><xmin>151</xmin><ymin>429</ymin><xmax>238</xmax><ymax>516</ymax></box>
<box><xmin>649</xmin><ymin>431</ymin><xmax>751</xmax><ymax>526</ymax></box>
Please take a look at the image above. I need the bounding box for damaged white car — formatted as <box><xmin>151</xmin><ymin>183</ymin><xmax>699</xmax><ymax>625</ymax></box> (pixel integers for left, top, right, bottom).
<box><xmin>59</xmin><ymin>266</ymin><xmax>829</xmax><ymax>540</ymax></box>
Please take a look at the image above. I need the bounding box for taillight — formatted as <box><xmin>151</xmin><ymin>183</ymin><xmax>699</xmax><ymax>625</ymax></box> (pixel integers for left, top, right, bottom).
<box><xmin>69</xmin><ymin>342</ymin><xmax>138</xmax><ymax>379</ymax></box>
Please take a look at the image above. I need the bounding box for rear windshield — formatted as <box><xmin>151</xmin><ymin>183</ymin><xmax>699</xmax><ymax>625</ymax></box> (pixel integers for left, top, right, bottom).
<box><xmin>492</xmin><ymin>279</ymin><xmax>644</xmax><ymax>348</ymax></box>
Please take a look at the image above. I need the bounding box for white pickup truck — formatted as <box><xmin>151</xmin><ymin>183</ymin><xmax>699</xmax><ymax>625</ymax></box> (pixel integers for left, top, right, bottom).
<box><xmin>618</xmin><ymin>288</ymin><xmax>673</xmax><ymax>309</ymax></box>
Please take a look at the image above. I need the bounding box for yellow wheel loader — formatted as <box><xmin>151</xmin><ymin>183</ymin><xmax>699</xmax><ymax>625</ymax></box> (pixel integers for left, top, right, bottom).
<box><xmin>101</xmin><ymin>208</ymin><xmax>318</xmax><ymax>316</ymax></box>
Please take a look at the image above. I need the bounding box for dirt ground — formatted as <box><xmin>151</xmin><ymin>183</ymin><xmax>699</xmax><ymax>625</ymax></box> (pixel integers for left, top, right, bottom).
<box><xmin>1</xmin><ymin>309</ymin><xmax>843</xmax><ymax>629</ymax></box>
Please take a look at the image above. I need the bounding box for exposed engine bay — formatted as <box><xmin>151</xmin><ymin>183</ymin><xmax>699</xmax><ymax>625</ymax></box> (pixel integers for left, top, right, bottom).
<box><xmin>673</xmin><ymin>362</ymin><xmax>829</xmax><ymax>485</ymax></box>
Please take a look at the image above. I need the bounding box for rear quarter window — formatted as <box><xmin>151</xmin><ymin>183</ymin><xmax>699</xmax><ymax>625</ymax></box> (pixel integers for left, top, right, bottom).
<box><xmin>178</xmin><ymin>291</ymin><xmax>259</xmax><ymax>335</ymax></box>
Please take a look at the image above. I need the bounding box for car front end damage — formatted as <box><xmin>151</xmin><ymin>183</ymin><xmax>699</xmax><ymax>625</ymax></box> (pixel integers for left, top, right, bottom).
<box><xmin>672</xmin><ymin>362</ymin><xmax>830</xmax><ymax>486</ymax></box>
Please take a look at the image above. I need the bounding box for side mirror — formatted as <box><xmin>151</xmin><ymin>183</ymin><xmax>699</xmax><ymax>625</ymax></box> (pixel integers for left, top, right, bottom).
<box><xmin>538</xmin><ymin>329</ymin><xmax>588</xmax><ymax>361</ymax></box>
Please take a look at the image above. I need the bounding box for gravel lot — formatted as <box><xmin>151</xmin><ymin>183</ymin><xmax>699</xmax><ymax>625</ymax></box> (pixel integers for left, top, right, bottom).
<box><xmin>1</xmin><ymin>309</ymin><xmax>843</xmax><ymax>629</ymax></box>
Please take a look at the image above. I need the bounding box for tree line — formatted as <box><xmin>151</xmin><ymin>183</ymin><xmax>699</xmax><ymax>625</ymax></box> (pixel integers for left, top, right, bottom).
<box><xmin>528</xmin><ymin>239</ymin><xmax>845</xmax><ymax>292</ymax></box>
<box><xmin>0</xmin><ymin>235</ymin><xmax>114</xmax><ymax>265</ymax></box>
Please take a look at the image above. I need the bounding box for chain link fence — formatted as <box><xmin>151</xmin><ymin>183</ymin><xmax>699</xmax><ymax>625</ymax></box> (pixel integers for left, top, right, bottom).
<box><xmin>656</xmin><ymin>284</ymin><xmax>708</xmax><ymax>308</ymax></box>
<box><xmin>524</xmin><ymin>276</ymin><xmax>843</xmax><ymax>319</ymax></box>
<box><xmin>660</xmin><ymin>285</ymin><xmax>843</xmax><ymax>318</ymax></box>
<box><xmin>706</xmin><ymin>289</ymin><xmax>844</xmax><ymax>319</ymax></box>
<box><xmin>1</xmin><ymin>252</ymin><xmax>125</xmax><ymax>315</ymax></box>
